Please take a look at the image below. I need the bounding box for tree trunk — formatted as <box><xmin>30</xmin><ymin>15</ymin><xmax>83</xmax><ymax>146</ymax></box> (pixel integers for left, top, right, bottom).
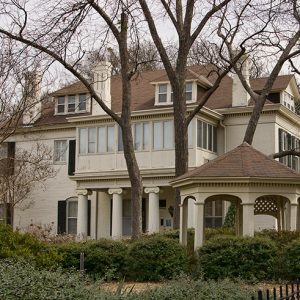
<box><xmin>243</xmin><ymin>95</ymin><xmax>265</xmax><ymax>144</ymax></box>
<box><xmin>118</xmin><ymin>12</ymin><xmax>143</xmax><ymax>239</ymax></box>
<box><xmin>172</xmin><ymin>81</ymin><xmax>189</xmax><ymax>228</ymax></box>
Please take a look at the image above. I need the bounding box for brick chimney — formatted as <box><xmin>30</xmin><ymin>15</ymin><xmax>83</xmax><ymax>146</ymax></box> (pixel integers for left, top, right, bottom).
<box><xmin>92</xmin><ymin>61</ymin><xmax>112</xmax><ymax>116</ymax></box>
<box><xmin>232</xmin><ymin>54</ymin><xmax>250</xmax><ymax>107</ymax></box>
<box><xmin>22</xmin><ymin>71</ymin><xmax>42</xmax><ymax>125</ymax></box>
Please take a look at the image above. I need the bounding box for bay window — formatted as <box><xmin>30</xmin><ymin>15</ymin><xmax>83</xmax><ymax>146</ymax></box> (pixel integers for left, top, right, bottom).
<box><xmin>197</xmin><ymin>120</ymin><xmax>217</xmax><ymax>152</ymax></box>
<box><xmin>153</xmin><ymin>120</ymin><xmax>174</xmax><ymax>150</ymax></box>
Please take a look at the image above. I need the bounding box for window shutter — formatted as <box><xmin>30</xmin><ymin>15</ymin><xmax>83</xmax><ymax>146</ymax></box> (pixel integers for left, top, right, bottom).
<box><xmin>57</xmin><ymin>200</ymin><xmax>66</xmax><ymax>234</ymax></box>
<box><xmin>68</xmin><ymin>140</ymin><xmax>76</xmax><ymax>176</ymax></box>
<box><xmin>278</xmin><ymin>128</ymin><xmax>283</xmax><ymax>151</ymax></box>
<box><xmin>87</xmin><ymin>200</ymin><xmax>91</xmax><ymax>236</ymax></box>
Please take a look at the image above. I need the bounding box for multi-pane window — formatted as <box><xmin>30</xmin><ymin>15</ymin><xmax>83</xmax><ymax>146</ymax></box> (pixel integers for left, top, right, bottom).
<box><xmin>56</xmin><ymin>94</ymin><xmax>88</xmax><ymax>114</ymax></box>
<box><xmin>205</xmin><ymin>200</ymin><xmax>223</xmax><ymax>228</ymax></box>
<box><xmin>197</xmin><ymin>120</ymin><xmax>217</xmax><ymax>152</ymax></box>
<box><xmin>79</xmin><ymin>125</ymin><xmax>115</xmax><ymax>154</ymax></box>
<box><xmin>67</xmin><ymin>200</ymin><xmax>77</xmax><ymax>234</ymax></box>
<box><xmin>282</xmin><ymin>92</ymin><xmax>295</xmax><ymax>112</ymax></box>
<box><xmin>68</xmin><ymin>95</ymin><xmax>76</xmax><ymax>112</ymax></box>
<box><xmin>185</xmin><ymin>82</ymin><xmax>193</xmax><ymax>101</ymax></box>
<box><xmin>278</xmin><ymin>128</ymin><xmax>299</xmax><ymax>170</ymax></box>
<box><xmin>153</xmin><ymin>120</ymin><xmax>174</xmax><ymax>150</ymax></box>
<box><xmin>54</xmin><ymin>140</ymin><xmax>67</xmax><ymax>163</ymax></box>
<box><xmin>57</xmin><ymin>96</ymin><xmax>65</xmax><ymax>113</ymax></box>
<box><xmin>133</xmin><ymin>123</ymin><xmax>150</xmax><ymax>151</ymax></box>
<box><xmin>158</xmin><ymin>84</ymin><xmax>167</xmax><ymax>103</ymax></box>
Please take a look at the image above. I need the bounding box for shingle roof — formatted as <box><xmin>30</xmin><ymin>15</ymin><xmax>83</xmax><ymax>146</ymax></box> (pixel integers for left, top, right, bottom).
<box><xmin>173</xmin><ymin>142</ymin><xmax>300</xmax><ymax>182</ymax></box>
<box><xmin>38</xmin><ymin>67</ymin><xmax>294</xmax><ymax>127</ymax></box>
<box><xmin>250</xmin><ymin>75</ymin><xmax>293</xmax><ymax>92</ymax></box>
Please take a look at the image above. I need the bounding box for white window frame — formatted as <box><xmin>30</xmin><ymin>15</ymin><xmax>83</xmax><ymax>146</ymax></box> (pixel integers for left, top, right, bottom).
<box><xmin>153</xmin><ymin>120</ymin><xmax>174</xmax><ymax>150</ymax></box>
<box><xmin>54</xmin><ymin>140</ymin><xmax>68</xmax><ymax>164</ymax></box>
<box><xmin>155</xmin><ymin>81</ymin><xmax>196</xmax><ymax>105</ymax></box>
<box><xmin>197</xmin><ymin>120</ymin><xmax>217</xmax><ymax>153</ymax></box>
<box><xmin>55</xmin><ymin>94</ymin><xmax>89</xmax><ymax>115</ymax></box>
<box><xmin>132</xmin><ymin>122</ymin><xmax>150</xmax><ymax>151</ymax></box>
<box><xmin>66</xmin><ymin>198</ymin><xmax>78</xmax><ymax>235</ymax></box>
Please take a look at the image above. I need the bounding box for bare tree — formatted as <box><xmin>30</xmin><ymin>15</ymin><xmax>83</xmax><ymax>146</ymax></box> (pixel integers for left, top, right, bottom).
<box><xmin>0</xmin><ymin>142</ymin><xmax>56</xmax><ymax>226</ymax></box>
<box><xmin>138</xmin><ymin>0</ymin><xmax>255</xmax><ymax>227</ymax></box>
<box><xmin>217</xmin><ymin>0</ymin><xmax>300</xmax><ymax>145</ymax></box>
<box><xmin>0</xmin><ymin>0</ymin><xmax>162</xmax><ymax>238</ymax></box>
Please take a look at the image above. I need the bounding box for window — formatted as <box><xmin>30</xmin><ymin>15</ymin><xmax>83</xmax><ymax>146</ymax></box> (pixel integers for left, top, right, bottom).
<box><xmin>54</xmin><ymin>140</ymin><xmax>67</xmax><ymax>163</ymax></box>
<box><xmin>57</xmin><ymin>96</ymin><xmax>65</xmax><ymax>113</ymax></box>
<box><xmin>88</xmin><ymin>128</ymin><xmax>96</xmax><ymax>153</ymax></box>
<box><xmin>185</xmin><ymin>82</ymin><xmax>193</xmax><ymax>101</ymax></box>
<box><xmin>158</xmin><ymin>84</ymin><xmax>167</xmax><ymax>103</ymax></box>
<box><xmin>197</xmin><ymin>120</ymin><xmax>217</xmax><ymax>152</ymax></box>
<box><xmin>282</xmin><ymin>92</ymin><xmax>295</xmax><ymax>112</ymax></box>
<box><xmin>56</xmin><ymin>94</ymin><xmax>88</xmax><ymax>115</ymax></box>
<box><xmin>132</xmin><ymin>122</ymin><xmax>150</xmax><ymax>151</ymax></box>
<box><xmin>68</xmin><ymin>95</ymin><xmax>76</xmax><ymax>112</ymax></box>
<box><xmin>79</xmin><ymin>94</ymin><xmax>87</xmax><ymax>111</ymax></box>
<box><xmin>278</xmin><ymin>128</ymin><xmax>299</xmax><ymax>171</ymax></box>
<box><xmin>205</xmin><ymin>200</ymin><xmax>223</xmax><ymax>228</ymax></box>
<box><xmin>79</xmin><ymin>128</ymin><xmax>88</xmax><ymax>154</ymax></box>
<box><xmin>98</xmin><ymin>125</ymin><xmax>115</xmax><ymax>153</ymax></box>
<box><xmin>67</xmin><ymin>200</ymin><xmax>77</xmax><ymax>234</ymax></box>
<box><xmin>153</xmin><ymin>120</ymin><xmax>174</xmax><ymax>150</ymax></box>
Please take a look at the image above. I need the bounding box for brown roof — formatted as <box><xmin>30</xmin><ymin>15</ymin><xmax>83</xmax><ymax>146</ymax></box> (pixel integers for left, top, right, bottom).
<box><xmin>173</xmin><ymin>142</ymin><xmax>300</xmax><ymax>182</ymax></box>
<box><xmin>37</xmin><ymin>67</ymin><xmax>293</xmax><ymax>127</ymax></box>
<box><xmin>250</xmin><ymin>75</ymin><xmax>293</xmax><ymax>92</ymax></box>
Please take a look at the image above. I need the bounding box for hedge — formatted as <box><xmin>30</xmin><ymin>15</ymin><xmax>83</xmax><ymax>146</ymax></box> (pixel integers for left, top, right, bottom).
<box><xmin>198</xmin><ymin>236</ymin><xmax>277</xmax><ymax>280</ymax></box>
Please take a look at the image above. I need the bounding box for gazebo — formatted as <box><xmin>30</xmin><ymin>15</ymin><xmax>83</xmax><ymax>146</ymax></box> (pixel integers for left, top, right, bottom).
<box><xmin>170</xmin><ymin>142</ymin><xmax>300</xmax><ymax>250</ymax></box>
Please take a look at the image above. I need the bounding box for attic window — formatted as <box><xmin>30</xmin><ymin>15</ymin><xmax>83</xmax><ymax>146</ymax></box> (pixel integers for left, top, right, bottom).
<box><xmin>55</xmin><ymin>94</ymin><xmax>88</xmax><ymax>115</ymax></box>
<box><xmin>158</xmin><ymin>84</ymin><xmax>167</xmax><ymax>103</ymax></box>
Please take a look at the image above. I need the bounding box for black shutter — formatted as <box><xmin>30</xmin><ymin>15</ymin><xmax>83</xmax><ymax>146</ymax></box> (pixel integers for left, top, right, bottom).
<box><xmin>278</xmin><ymin>128</ymin><xmax>283</xmax><ymax>151</ymax></box>
<box><xmin>68</xmin><ymin>140</ymin><xmax>76</xmax><ymax>176</ymax></box>
<box><xmin>57</xmin><ymin>200</ymin><xmax>66</xmax><ymax>234</ymax></box>
<box><xmin>87</xmin><ymin>200</ymin><xmax>91</xmax><ymax>236</ymax></box>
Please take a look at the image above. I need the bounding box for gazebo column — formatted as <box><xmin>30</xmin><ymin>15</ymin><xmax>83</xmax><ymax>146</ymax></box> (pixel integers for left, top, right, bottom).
<box><xmin>242</xmin><ymin>203</ymin><xmax>255</xmax><ymax>237</ymax></box>
<box><xmin>179</xmin><ymin>200</ymin><xmax>188</xmax><ymax>246</ymax></box>
<box><xmin>194</xmin><ymin>201</ymin><xmax>205</xmax><ymax>250</ymax></box>
<box><xmin>290</xmin><ymin>200</ymin><xmax>298</xmax><ymax>231</ymax></box>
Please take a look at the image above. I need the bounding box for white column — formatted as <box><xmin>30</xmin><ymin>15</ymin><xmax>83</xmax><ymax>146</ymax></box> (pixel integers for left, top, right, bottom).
<box><xmin>108</xmin><ymin>188</ymin><xmax>123</xmax><ymax>239</ymax></box>
<box><xmin>194</xmin><ymin>202</ymin><xmax>204</xmax><ymax>250</ymax></box>
<box><xmin>145</xmin><ymin>187</ymin><xmax>160</xmax><ymax>234</ymax></box>
<box><xmin>290</xmin><ymin>203</ymin><xmax>298</xmax><ymax>231</ymax></box>
<box><xmin>242</xmin><ymin>203</ymin><xmax>254</xmax><ymax>237</ymax></box>
<box><xmin>77</xmin><ymin>189</ymin><xmax>90</xmax><ymax>240</ymax></box>
<box><xmin>179</xmin><ymin>203</ymin><xmax>188</xmax><ymax>245</ymax></box>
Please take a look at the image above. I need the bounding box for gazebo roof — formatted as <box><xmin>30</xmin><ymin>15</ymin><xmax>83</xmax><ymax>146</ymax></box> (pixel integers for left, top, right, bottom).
<box><xmin>172</xmin><ymin>142</ymin><xmax>300</xmax><ymax>185</ymax></box>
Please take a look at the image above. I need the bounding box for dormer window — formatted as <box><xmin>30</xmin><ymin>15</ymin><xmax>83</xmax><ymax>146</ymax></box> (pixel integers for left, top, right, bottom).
<box><xmin>155</xmin><ymin>82</ymin><xmax>195</xmax><ymax>105</ymax></box>
<box><xmin>55</xmin><ymin>94</ymin><xmax>89</xmax><ymax>115</ymax></box>
<box><xmin>57</xmin><ymin>96</ymin><xmax>65</xmax><ymax>113</ymax></box>
<box><xmin>68</xmin><ymin>95</ymin><xmax>76</xmax><ymax>112</ymax></box>
<box><xmin>158</xmin><ymin>84</ymin><xmax>167</xmax><ymax>103</ymax></box>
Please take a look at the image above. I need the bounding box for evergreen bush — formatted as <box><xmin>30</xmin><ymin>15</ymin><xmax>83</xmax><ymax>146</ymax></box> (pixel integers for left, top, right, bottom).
<box><xmin>127</xmin><ymin>236</ymin><xmax>188</xmax><ymax>281</ymax></box>
<box><xmin>198</xmin><ymin>236</ymin><xmax>277</xmax><ymax>280</ymax></box>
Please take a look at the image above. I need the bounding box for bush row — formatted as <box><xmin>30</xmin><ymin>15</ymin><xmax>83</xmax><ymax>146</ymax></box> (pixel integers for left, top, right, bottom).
<box><xmin>3</xmin><ymin>224</ymin><xmax>300</xmax><ymax>281</ymax></box>
<box><xmin>0</xmin><ymin>259</ymin><xmax>256</xmax><ymax>300</ymax></box>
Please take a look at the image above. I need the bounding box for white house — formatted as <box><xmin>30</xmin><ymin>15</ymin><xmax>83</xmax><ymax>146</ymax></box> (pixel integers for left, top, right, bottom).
<box><xmin>1</xmin><ymin>62</ymin><xmax>300</xmax><ymax>239</ymax></box>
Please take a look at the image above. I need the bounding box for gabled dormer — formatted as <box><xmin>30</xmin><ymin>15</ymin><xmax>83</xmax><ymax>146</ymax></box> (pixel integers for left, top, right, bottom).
<box><xmin>151</xmin><ymin>69</ymin><xmax>213</xmax><ymax>106</ymax></box>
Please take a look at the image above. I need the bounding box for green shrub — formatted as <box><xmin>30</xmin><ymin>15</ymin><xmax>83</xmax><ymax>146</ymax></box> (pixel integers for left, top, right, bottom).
<box><xmin>256</xmin><ymin>229</ymin><xmax>300</xmax><ymax>249</ymax></box>
<box><xmin>282</xmin><ymin>238</ymin><xmax>300</xmax><ymax>279</ymax></box>
<box><xmin>57</xmin><ymin>239</ymin><xmax>127</xmax><ymax>279</ymax></box>
<box><xmin>127</xmin><ymin>236</ymin><xmax>188</xmax><ymax>281</ymax></box>
<box><xmin>0</xmin><ymin>259</ymin><xmax>103</xmax><ymax>300</ymax></box>
<box><xmin>205</xmin><ymin>227</ymin><xmax>235</xmax><ymax>241</ymax></box>
<box><xmin>198</xmin><ymin>236</ymin><xmax>277</xmax><ymax>280</ymax></box>
<box><xmin>0</xmin><ymin>224</ymin><xmax>62</xmax><ymax>268</ymax></box>
<box><xmin>130</xmin><ymin>277</ymin><xmax>255</xmax><ymax>300</ymax></box>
